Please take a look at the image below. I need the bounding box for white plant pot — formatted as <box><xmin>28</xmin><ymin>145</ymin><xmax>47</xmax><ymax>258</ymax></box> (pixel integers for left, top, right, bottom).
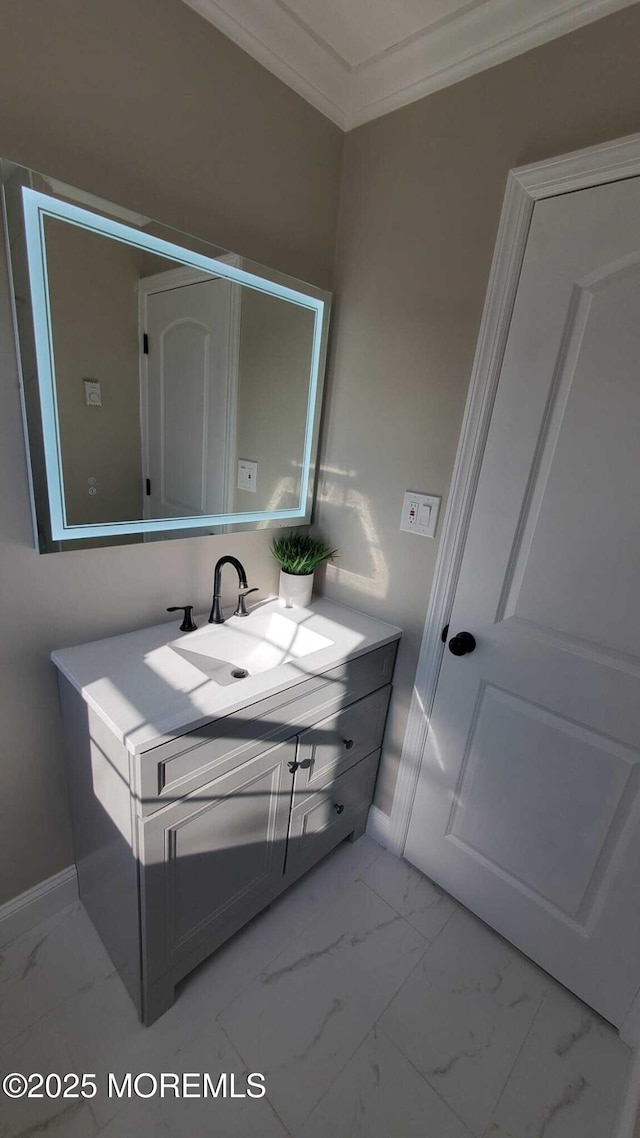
<box><xmin>279</xmin><ymin>569</ymin><xmax>314</xmax><ymax>609</ymax></box>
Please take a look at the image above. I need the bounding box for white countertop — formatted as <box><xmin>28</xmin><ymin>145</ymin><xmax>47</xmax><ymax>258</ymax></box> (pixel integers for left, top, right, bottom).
<box><xmin>51</xmin><ymin>597</ymin><xmax>402</xmax><ymax>754</ymax></box>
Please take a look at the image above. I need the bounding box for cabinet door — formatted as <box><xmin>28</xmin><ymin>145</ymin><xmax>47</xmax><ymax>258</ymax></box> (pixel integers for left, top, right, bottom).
<box><xmin>140</xmin><ymin>738</ymin><xmax>295</xmax><ymax>982</ymax></box>
<box><xmin>286</xmin><ymin>750</ymin><xmax>380</xmax><ymax>882</ymax></box>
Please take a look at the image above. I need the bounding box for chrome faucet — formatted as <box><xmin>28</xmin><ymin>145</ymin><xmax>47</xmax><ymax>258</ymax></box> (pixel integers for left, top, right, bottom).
<box><xmin>208</xmin><ymin>556</ymin><xmax>257</xmax><ymax>624</ymax></box>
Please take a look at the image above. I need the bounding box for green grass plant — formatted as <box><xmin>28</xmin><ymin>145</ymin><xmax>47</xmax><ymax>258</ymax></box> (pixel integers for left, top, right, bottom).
<box><xmin>271</xmin><ymin>532</ymin><xmax>337</xmax><ymax>576</ymax></box>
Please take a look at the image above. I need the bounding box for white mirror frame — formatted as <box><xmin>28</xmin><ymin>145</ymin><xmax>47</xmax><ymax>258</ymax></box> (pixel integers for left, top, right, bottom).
<box><xmin>9</xmin><ymin>184</ymin><xmax>330</xmax><ymax>546</ymax></box>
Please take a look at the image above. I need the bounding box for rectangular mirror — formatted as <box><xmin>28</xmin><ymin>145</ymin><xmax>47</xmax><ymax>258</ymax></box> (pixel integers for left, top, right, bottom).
<box><xmin>1</xmin><ymin>159</ymin><xmax>331</xmax><ymax>552</ymax></box>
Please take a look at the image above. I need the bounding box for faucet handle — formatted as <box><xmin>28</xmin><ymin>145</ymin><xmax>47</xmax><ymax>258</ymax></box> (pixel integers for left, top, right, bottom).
<box><xmin>167</xmin><ymin>605</ymin><xmax>198</xmax><ymax>632</ymax></box>
<box><xmin>234</xmin><ymin>588</ymin><xmax>259</xmax><ymax>618</ymax></box>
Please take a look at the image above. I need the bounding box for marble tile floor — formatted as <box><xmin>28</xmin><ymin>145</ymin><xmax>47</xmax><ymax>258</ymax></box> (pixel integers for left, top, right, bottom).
<box><xmin>0</xmin><ymin>835</ymin><xmax>631</xmax><ymax>1138</ymax></box>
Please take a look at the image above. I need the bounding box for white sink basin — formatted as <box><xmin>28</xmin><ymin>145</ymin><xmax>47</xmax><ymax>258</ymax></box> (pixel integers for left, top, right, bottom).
<box><xmin>169</xmin><ymin>608</ymin><xmax>334</xmax><ymax>685</ymax></box>
<box><xmin>52</xmin><ymin>596</ymin><xmax>401</xmax><ymax>753</ymax></box>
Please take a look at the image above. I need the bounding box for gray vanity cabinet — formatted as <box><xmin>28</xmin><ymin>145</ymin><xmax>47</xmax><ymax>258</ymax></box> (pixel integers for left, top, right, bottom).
<box><xmin>57</xmin><ymin>637</ymin><xmax>398</xmax><ymax>1025</ymax></box>
<box><xmin>140</xmin><ymin>738</ymin><xmax>296</xmax><ymax>990</ymax></box>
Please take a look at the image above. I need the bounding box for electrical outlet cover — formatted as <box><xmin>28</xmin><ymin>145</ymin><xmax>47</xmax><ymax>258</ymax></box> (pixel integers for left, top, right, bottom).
<box><xmin>238</xmin><ymin>459</ymin><xmax>258</xmax><ymax>493</ymax></box>
<box><xmin>400</xmin><ymin>491</ymin><xmax>440</xmax><ymax>537</ymax></box>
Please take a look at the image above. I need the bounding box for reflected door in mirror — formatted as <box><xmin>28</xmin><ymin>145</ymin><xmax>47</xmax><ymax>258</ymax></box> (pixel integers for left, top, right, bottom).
<box><xmin>142</xmin><ymin>270</ymin><xmax>239</xmax><ymax>519</ymax></box>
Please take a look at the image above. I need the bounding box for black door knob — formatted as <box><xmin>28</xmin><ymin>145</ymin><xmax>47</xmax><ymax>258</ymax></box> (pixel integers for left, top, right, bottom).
<box><xmin>448</xmin><ymin>631</ymin><xmax>476</xmax><ymax>656</ymax></box>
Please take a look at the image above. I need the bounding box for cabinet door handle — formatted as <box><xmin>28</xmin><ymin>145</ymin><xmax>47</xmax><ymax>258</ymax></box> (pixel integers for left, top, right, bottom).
<box><xmin>343</xmin><ymin>738</ymin><xmax>354</xmax><ymax>750</ymax></box>
<box><xmin>334</xmin><ymin>803</ymin><xmax>345</xmax><ymax>814</ymax></box>
<box><xmin>288</xmin><ymin>760</ymin><xmax>300</xmax><ymax>774</ymax></box>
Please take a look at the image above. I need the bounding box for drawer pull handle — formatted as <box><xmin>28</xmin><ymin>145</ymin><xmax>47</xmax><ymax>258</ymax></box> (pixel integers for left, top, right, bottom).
<box><xmin>343</xmin><ymin>738</ymin><xmax>354</xmax><ymax>750</ymax></box>
<box><xmin>288</xmin><ymin>760</ymin><xmax>300</xmax><ymax>774</ymax></box>
<box><xmin>334</xmin><ymin>803</ymin><xmax>345</xmax><ymax>815</ymax></box>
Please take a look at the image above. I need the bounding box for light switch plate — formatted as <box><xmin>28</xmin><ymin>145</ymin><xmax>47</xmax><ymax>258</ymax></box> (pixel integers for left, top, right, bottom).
<box><xmin>400</xmin><ymin>491</ymin><xmax>440</xmax><ymax>537</ymax></box>
<box><xmin>238</xmin><ymin>459</ymin><xmax>258</xmax><ymax>493</ymax></box>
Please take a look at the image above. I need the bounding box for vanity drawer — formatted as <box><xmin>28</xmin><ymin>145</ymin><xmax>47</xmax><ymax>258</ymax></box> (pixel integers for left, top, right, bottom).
<box><xmin>135</xmin><ymin>641</ymin><xmax>397</xmax><ymax>813</ymax></box>
<box><xmin>286</xmin><ymin>750</ymin><xmax>380</xmax><ymax>881</ymax></box>
<box><xmin>294</xmin><ymin>685</ymin><xmax>390</xmax><ymax>800</ymax></box>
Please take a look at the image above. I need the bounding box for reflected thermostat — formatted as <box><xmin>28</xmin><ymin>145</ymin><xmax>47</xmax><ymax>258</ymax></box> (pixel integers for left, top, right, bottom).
<box><xmin>400</xmin><ymin>491</ymin><xmax>440</xmax><ymax>538</ymax></box>
<box><xmin>83</xmin><ymin>379</ymin><xmax>102</xmax><ymax>407</ymax></box>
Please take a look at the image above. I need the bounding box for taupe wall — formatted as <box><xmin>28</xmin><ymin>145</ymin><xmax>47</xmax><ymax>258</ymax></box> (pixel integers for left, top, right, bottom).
<box><xmin>0</xmin><ymin>0</ymin><xmax>342</xmax><ymax>904</ymax></box>
<box><xmin>46</xmin><ymin>219</ymin><xmax>144</xmax><ymax>525</ymax></box>
<box><xmin>316</xmin><ymin>4</ymin><xmax>640</xmax><ymax>815</ymax></box>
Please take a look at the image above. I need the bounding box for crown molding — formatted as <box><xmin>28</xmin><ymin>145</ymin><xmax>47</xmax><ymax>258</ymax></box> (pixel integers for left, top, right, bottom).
<box><xmin>349</xmin><ymin>0</ymin><xmax>640</xmax><ymax>128</ymax></box>
<box><xmin>182</xmin><ymin>0</ymin><xmax>349</xmax><ymax>128</ymax></box>
<box><xmin>183</xmin><ymin>0</ymin><xmax>640</xmax><ymax>131</ymax></box>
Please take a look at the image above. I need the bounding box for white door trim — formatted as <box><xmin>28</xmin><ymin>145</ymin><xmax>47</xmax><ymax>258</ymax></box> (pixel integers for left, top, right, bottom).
<box><xmin>389</xmin><ymin>130</ymin><xmax>640</xmax><ymax>859</ymax></box>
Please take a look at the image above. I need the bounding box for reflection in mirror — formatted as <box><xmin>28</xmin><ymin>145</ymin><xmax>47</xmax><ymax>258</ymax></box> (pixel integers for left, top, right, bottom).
<box><xmin>1</xmin><ymin>160</ymin><xmax>330</xmax><ymax>552</ymax></box>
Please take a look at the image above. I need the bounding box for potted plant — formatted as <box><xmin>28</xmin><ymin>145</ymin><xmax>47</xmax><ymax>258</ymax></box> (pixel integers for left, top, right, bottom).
<box><xmin>271</xmin><ymin>532</ymin><xmax>337</xmax><ymax>608</ymax></box>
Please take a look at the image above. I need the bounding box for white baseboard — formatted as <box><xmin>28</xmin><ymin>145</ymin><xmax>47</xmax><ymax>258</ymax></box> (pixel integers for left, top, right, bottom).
<box><xmin>366</xmin><ymin>805</ymin><xmax>394</xmax><ymax>849</ymax></box>
<box><xmin>0</xmin><ymin>865</ymin><xmax>78</xmax><ymax>947</ymax></box>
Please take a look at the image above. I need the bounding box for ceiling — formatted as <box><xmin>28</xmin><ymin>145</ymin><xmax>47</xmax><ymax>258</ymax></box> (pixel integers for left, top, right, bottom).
<box><xmin>182</xmin><ymin>0</ymin><xmax>637</xmax><ymax>130</ymax></box>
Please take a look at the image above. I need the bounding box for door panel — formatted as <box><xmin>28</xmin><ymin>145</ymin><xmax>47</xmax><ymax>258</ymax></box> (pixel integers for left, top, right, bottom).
<box><xmin>509</xmin><ymin>265</ymin><xmax>640</xmax><ymax>657</ymax></box>
<box><xmin>161</xmin><ymin>319</ymin><xmax>209</xmax><ymax>514</ymax></box>
<box><xmin>405</xmin><ymin>175</ymin><xmax>640</xmax><ymax>1025</ymax></box>
<box><xmin>448</xmin><ymin>684</ymin><xmax>637</xmax><ymax>921</ymax></box>
<box><xmin>144</xmin><ymin>276</ymin><xmax>236</xmax><ymax>518</ymax></box>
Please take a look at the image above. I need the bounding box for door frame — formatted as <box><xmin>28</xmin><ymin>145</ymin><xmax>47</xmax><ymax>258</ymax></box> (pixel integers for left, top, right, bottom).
<box><xmin>387</xmin><ymin>130</ymin><xmax>640</xmax><ymax>863</ymax></box>
<box><xmin>137</xmin><ymin>252</ymin><xmax>241</xmax><ymax>519</ymax></box>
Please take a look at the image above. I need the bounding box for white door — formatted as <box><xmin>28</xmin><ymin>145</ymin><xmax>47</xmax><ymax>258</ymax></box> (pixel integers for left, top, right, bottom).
<box><xmin>405</xmin><ymin>174</ymin><xmax>640</xmax><ymax>1027</ymax></box>
<box><xmin>143</xmin><ymin>275</ymin><xmax>237</xmax><ymax>519</ymax></box>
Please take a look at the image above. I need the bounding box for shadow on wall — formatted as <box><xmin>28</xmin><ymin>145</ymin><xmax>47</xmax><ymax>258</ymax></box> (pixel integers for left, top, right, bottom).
<box><xmin>314</xmin><ymin>463</ymin><xmax>389</xmax><ymax>600</ymax></box>
<box><xmin>256</xmin><ymin>461</ymin><xmax>306</xmax><ymax>524</ymax></box>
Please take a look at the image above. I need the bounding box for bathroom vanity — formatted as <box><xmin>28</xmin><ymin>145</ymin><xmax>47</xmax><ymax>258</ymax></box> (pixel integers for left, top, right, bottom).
<box><xmin>52</xmin><ymin>597</ymin><xmax>401</xmax><ymax>1024</ymax></box>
